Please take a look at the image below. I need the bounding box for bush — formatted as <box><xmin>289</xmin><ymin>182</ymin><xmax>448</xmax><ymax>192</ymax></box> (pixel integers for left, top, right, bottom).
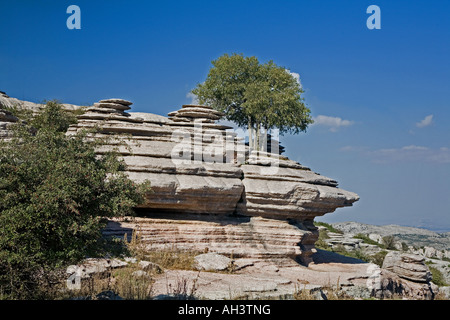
<box><xmin>30</xmin><ymin>100</ymin><xmax>78</xmax><ymax>132</ymax></box>
<box><xmin>381</xmin><ymin>236</ymin><xmax>397</xmax><ymax>250</ymax></box>
<box><xmin>428</xmin><ymin>266</ymin><xmax>447</xmax><ymax>287</ymax></box>
<box><xmin>0</xmin><ymin>102</ymin><xmax>151</xmax><ymax>299</ymax></box>
<box><xmin>353</xmin><ymin>233</ymin><xmax>380</xmax><ymax>246</ymax></box>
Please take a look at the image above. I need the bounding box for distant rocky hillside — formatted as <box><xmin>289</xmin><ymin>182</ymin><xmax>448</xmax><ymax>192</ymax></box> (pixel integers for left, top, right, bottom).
<box><xmin>332</xmin><ymin>221</ymin><xmax>450</xmax><ymax>252</ymax></box>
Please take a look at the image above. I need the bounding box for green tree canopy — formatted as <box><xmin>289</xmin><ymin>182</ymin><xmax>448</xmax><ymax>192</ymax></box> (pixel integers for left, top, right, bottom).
<box><xmin>191</xmin><ymin>53</ymin><xmax>313</xmax><ymax>139</ymax></box>
<box><xmin>0</xmin><ymin>102</ymin><xmax>150</xmax><ymax>299</ymax></box>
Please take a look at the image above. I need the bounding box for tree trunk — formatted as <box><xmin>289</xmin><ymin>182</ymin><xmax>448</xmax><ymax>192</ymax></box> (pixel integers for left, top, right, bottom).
<box><xmin>248</xmin><ymin>118</ymin><xmax>254</xmax><ymax>151</ymax></box>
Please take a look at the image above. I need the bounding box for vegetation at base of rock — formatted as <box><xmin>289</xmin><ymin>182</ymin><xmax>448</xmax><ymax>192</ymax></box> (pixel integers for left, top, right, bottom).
<box><xmin>427</xmin><ymin>265</ymin><xmax>447</xmax><ymax>286</ymax></box>
<box><xmin>0</xmin><ymin>101</ymin><xmax>151</xmax><ymax>299</ymax></box>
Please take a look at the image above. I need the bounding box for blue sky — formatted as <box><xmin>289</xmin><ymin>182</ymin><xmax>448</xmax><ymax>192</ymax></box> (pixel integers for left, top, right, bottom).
<box><xmin>1</xmin><ymin>1</ymin><xmax>449</xmax><ymax>231</ymax></box>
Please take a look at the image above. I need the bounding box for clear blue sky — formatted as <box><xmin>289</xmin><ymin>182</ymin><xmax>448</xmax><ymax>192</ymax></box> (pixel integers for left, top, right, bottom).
<box><xmin>1</xmin><ymin>1</ymin><xmax>449</xmax><ymax>231</ymax></box>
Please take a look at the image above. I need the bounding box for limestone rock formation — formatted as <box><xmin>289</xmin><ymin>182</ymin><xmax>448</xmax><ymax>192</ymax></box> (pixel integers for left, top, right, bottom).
<box><xmin>0</xmin><ymin>90</ymin><xmax>82</xmax><ymax>113</ymax></box>
<box><xmin>0</xmin><ymin>104</ymin><xmax>19</xmax><ymax>139</ymax></box>
<box><xmin>382</xmin><ymin>252</ymin><xmax>432</xmax><ymax>283</ymax></box>
<box><xmin>104</xmin><ymin>214</ymin><xmax>318</xmax><ymax>262</ymax></box>
<box><xmin>65</xmin><ymin>98</ymin><xmax>359</xmax><ymax>262</ymax></box>
<box><xmin>372</xmin><ymin>252</ymin><xmax>436</xmax><ymax>300</ymax></box>
<box><xmin>1</xmin><ymin>93</ymin><xmax>359</xmax><ymax>263</ymax></box>
<box><xmin>194</xmin><ymin>253</ymin><xmax>232</xmax><ymax>271</ymax></box>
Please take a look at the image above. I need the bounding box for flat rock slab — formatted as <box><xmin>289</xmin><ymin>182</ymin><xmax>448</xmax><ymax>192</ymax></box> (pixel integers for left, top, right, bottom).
<box><xmin>194</xmin><ymin>253</ymin><xmax>232</xmax><ymax>271</ymax></box>
<box><xmin>93</xmin><ymin>102</ymin><xmax>131</xmax><ymax>111</ymax></box>
<box><xmin>99</xmin><ymin>98</ymin><xmax>133</xmax><ymax>106</ymax></box>
<box><xmin>151</xmin><ymin>257</ymin><xmax>374</xmax><ymax>300</ymax></box>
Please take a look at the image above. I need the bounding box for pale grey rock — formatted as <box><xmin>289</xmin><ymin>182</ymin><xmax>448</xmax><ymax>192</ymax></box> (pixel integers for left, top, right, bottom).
<box><xmin>103</xmin><ymin>215</ymin><xmax>318</xmax><ymax>262</ymax></box>
<box><xmin>382</xmin><ymin>252</ymin><xmax>432</xmax><ymax>283</ymax></box>
<box><xmin>0</xmin><ymin>92</ymin><xmax>84</xmax><ymax>113</ymax></box>
<box><xmin>375</xmin><ymin>269</ymin><xmax>436</xmax><ymax>300</ymax></box>
<box><xmin>67</xmin><ymin>102</ymin><xmax>359</xmax><ymax>262</ymax></box>
<box><xmin>99</xmin><ymin>98</ymin><xmax>133</xmax><ymax>106</ymax></box>
<box><xmin>124</xmin><ymin>257</ymin><xmax>137</xmax><ymax>263</ymax></box>
<box><xmin>194</xmin><ymin>253</ymin><xmax>232</xmax><ymax>271</ymax></box>
<box><xmin>93</xmin><ymin>102</ymin><xmax>131</xmax><ymax>111</ymax></box>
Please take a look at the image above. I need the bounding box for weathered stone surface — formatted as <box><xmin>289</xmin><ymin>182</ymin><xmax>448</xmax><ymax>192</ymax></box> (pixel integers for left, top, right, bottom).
<box><xmin>93</xmin><ymin>102</ymin><xmax>131</xmax><ymax>111</ymax></box>
<box><xmin>99</xmin><ymin>98</ymin><xmax>133</xmax><ymax>106</ymax></box>
<box><xmin>0</xmin><ymin>91</ymin><xmax>83</xmax><ymax>113</ymax></box>
<box><xmin>0</xmin><ymin>106</ymin><xmax>19</xmax><ymax>139</ymax></box>
<box><xmin>65</xmin><ymin>100</ymin><xmax>359</xmax><ymax>261</ymax></box>
<box><xmin>103</xmin><ymin>214</ymin><xmax>318</xmax><ymax>263</ymax></box>
<box><xmin>237</xmin><ymin>164</ymin><xmax>359</xmax><ymax>220</ymax></box>
<box><xmin>194</xmin><ymin>253</ymin><xmax>232</xmax><ymax>271</ymax></box>
<box><xmin>375</xmin><ymin>269</ymin><xmax>436</xmax><ymax>300</ymax></box>
<box><xmin>66</xmin><ymin>258</ymin><xmax>127</xmax><ymax>279</ymax></box>
<box><xmin>382</xmin><ymin>252</ymin><xmax>432</xmax><ymax>283</ymax></box>
<box><xmin>3</xmin><ymin>94</ymin><xmax>359</xmax><ymax>262</ymax></box>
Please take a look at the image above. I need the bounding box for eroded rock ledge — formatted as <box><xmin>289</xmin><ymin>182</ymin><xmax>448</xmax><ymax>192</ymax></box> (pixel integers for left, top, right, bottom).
<box><xmin>66</xmin><ymin>98</ymin><xmax>359</xmax><ymax>263</ymax></box>
<box><xmin>1</xmin><ymin>94</ymin><xmax>359</xmax><ymax>263</ymax></box>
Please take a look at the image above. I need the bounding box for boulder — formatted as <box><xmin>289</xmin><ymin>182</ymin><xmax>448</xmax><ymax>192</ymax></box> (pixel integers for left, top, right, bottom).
<box><xmin>382</xmin><ymin>252</ymin><xmax>432</xmax><ymax>283</ymax></box>
<box><xmin>194</xmin><ymin>253</ymin><xmax>232</xmax><ymax>271</ymax></box>
<box><xmin>67</xmin><ymin>100</ymin><xmax>359</xmax><ymax>261</ymax></box>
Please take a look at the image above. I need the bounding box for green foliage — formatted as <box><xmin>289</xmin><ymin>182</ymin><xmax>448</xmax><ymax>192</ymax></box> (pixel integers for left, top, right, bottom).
<box><xmin>369</xmin><ymin>250</ymin><xmax>388</xmax><ymax>267</ymax></box>
<box><xmin>30</xmin><ymin>100</ymin><xmax>77</xmax><ymax>132</ymax></box>
<box><xmin>353</xmin><ymin>233</ymin><xmax>380</xmax><ymax>246</ymax></box>
<box><xmin>428</xmin><ymin>266</ymin><xmax>447</xmax><ymax>286</ymax></box>
<box><xmin>314</xmin><ymin>221</ymin><xmax>343</xmax><ymax>234</ymax></box>
<box><xmin>0</xmin><ymin>101</ymin><xmax>151</xmax><ymax>299</ymax></box>
<box><xmin>192</xmin><ymin>53</ymin><xmax>313</xmax><ymax>135</ymax></box>
<box><xmin>381</xmin><ymin>236</ymin><xmax>397</xmax><ymax>250</ymax></box>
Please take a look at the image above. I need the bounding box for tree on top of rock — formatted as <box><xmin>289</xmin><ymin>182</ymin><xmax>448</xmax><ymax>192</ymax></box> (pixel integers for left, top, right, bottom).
<box><xmin>191</xmin><ymin>53</ymin><xmax>313</xmax><ymax>151</ymax></box>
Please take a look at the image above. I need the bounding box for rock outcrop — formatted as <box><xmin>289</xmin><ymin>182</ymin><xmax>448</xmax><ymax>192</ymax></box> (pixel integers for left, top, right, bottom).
<box><xmin>382</xmin><ymin>252</ymin><xmax>432</xmax><ymax>283</ymax></box>
<box><xmin>0</xmin><ymin>90</ymin><xmax>82</xmax><ymax>113</ymax></box>
<box><xmin>65</xmin><ymin>98</ymin><xmax>360</xmax><ymax>263</ymax></box>
<box><xmin>376</xmin><ymin>252</ymin><xmax>436</xmax><ymax>299</ymax></box>
<box><xmin>104</xmin><ymin>214</ymin><xmax>318</xmax><ymax>262</ymax></box>
<box><xmin>0</xmin><ymin>103</ymin><xmax>19</xmax><ymax>139</ymax></box>
<box><xmin>1</xmin><ymin>93</ymin><xmax>359</xmax><ymax>263</ymax></box>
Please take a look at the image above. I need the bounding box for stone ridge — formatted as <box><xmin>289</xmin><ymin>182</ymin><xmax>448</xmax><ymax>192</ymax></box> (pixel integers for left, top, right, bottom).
<box><xmin>67</xmin><ymin>98</ymin><xmax>359</xmax><ymax>262</ymax></box>
<box><xmin>0</xmin><ymin>105</ymin><xmax>19</xmax><ymax>139</ymax></box>
<box><xmin>1</xmin><ymin>93</ymin><xmax>360</xmax><ymax>263</ymax></box>
<box><xmin>67</xmin><ymin>98</ymin><xmax>359</xmax><ymax>220</ymax></box>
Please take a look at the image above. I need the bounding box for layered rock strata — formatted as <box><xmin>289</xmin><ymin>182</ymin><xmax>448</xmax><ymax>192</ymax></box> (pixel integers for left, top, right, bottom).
<box><xmin>0</xmin><ymin>102</ymin><xmax>19</xmax><ymax>139</ymax></box>
<box><xmin>104</xmin><ymin>214</ymin><xmax>318</xmax><ymax>262</ymax></box>
<box><xmin>0</xmin><ymin>90</ymin><xmax>82</xmax><ymax>113</ymax></box>
<box><xmin>66</xmin><ymin>98</ymin><xmax>359</xmax><ymax>263</ymax></box>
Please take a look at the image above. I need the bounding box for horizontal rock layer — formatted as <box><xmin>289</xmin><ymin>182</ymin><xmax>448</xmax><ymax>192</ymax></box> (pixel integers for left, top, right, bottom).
<box><xmin>67</xmin><ymin>100</ymin><xmax>359</xmax><ymax>221</ymax></box>
<box><xmin>103</xmin><ymin>214</ymin><xmax>318</xmax><ymax>263</ymax></box>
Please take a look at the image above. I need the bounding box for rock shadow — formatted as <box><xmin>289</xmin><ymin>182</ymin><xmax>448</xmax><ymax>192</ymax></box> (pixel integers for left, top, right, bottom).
<box><xmin>311</xmin><ymin>249</ymin><xmax>367</xmax><ymax>265</ymax></box>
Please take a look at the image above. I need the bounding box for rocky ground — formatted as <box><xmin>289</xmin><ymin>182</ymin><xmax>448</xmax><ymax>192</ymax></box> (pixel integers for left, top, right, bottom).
<box><xmin>327</xmin><ymin>221</ymin><xmax>450</xmax><ymax>285</ymax></box>
<box><xmin>65</xmin><ymin>235</ymin><xmax>450</xmax><ymax>300</ymax></box>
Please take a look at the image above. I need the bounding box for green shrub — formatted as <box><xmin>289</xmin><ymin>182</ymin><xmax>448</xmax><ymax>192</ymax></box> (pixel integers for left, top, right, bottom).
<box><xmin>314</xmin><ymin>221</ymin><xmax>343</xmax><ymax>234</ymax></box>
<box><xmin>0</xmin><ymin>102</ymin><xmax>151</xmax><ymax>299</ymax></box>
<box><xmin>381</xmin><ymin>236</ymin><xmax>397</xmax><ymax>250</ymax></box>
<box><xmin>429</xmin><ymin>266</ymin><xmax>447</xmax><ymax>286</ymax></box>
<box><xmin>30</xmin><ymin>100</ymin><xmax>77</xmax><ymax>132</ymax></box>
<box><xmin>353</xmin><ymin>233</ymin><xmax>380</xmax><ymax>246</ymax></box>
<box><xmin>368</xmin><ymin>250</ymin><xmax>388</xmax><ymax>267</ymax></box>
